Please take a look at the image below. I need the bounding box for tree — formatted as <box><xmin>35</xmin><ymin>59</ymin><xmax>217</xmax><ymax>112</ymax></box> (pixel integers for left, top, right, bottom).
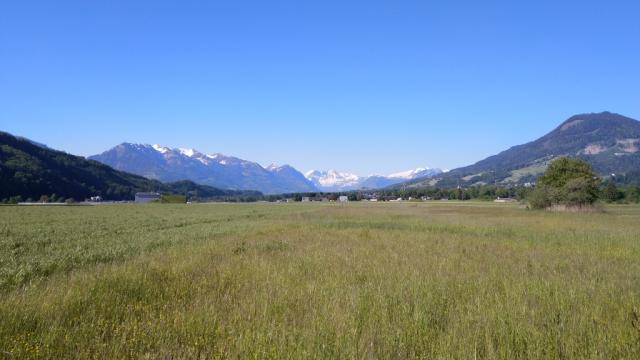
<box><xmin>564</xmin><ymin>178</ymin><xmax>600</xmax><ymax>206</ymax></box>
<box><xmin>8</xmin><ymin>195</ymin><xmax>22</xmax><ymax>204</ymax></box>
<box><xmin>538</xmin><ymin>157</ymin><xmax>598</xmax><ymax>188</ymax></box>
<box><xmin>627</xmin><ymin>186</ymin><xmax>640</xmax><ymax>203</ymax></box>
<box><xmin>528</xmin><ymin>184</ymin><xmax>559</xmax><ymax>209</ymax></box>
<box><xmin>516</xmin><ymin>186</ymin><xmax>533</xmax><ymax>201</ymax></box>
<box><xmin>529</xmin><ymin>157</ymin><xmax>600</xmax><ymax>209</ymax></box>
<box><xmin>602</xmin><ymin>181</ymin><xmax>622</xmax><ymax>203</ymax></box>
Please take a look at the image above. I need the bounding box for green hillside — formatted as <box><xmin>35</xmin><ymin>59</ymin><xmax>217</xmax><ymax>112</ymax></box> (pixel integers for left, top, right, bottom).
<box><xmin>0</xmin><ymin>132</ymin><xmax>261</xmax><ymax>202</ymax></box>
<box><xmin>406</xmin><ymin>112</ymin><xmax>640</xmax><ymax>188</ymax></box>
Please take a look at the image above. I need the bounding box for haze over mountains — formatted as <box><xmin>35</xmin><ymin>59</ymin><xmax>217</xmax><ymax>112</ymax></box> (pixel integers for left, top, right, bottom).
<box><xmin>90</xmin><ymin>144</ymin><xmax>442</xmax><ymax>194</ymax></box>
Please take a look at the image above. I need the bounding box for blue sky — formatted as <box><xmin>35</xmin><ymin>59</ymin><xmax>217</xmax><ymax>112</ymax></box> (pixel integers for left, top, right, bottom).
<box><xmin>1</xmin><ymin>0</ymin><xmax>639</xmax><ymax>175</ymax></box>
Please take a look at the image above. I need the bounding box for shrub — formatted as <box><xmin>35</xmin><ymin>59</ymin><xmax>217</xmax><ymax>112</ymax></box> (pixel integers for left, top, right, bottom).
<box><xmin>528</xmin><ymin>185</ymin><xmax>553</xmax><ymax>209</ymax></box>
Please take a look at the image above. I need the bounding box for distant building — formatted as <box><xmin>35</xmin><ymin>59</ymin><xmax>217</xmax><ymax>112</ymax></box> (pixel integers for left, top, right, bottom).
<box><xmin>338</xmin><ymin>195</ymin><xmax>349</xmax><ymax>203</ymax></box>
<box><xmin>135</xmin><ymin>192</ymin><xmax>161</xmax><ymax>203</ymax></box>
<box><xmin>89</xmin><ymin>196</ymin><xmax>102</xmax><ymax>202</ymax></box>
<box><xmin>301</xmin><ymin>196</ymin><xmax>311</xmax><ymax>202</ymax></box>
<box><xmin>494</xmin><ymin>197</ymin><xmax>517</xmax><ymax>203</ymax></box>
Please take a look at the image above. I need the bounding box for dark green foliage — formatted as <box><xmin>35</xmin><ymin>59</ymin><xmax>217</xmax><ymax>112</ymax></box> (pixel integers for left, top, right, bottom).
<box><xmin>5</xmin><ymin>196</ymin><xmax>22</xmax><ymax>204</ymax></box>
<box><xmin>537</xmin><ymin>157</ymin><xmax>599</xmax><ymax>188</ymax></box>
<box><xmin>527</xmin><ymin>185</ymin><xmax>555</xmax><ymax>209</ymax></box>
<box><xmin>0</xmin><ymin>132</ymin><xmax>263</xmax><ymax>202</ymax></box>
<box><xmin>164</xmin><ymin>180</ymin><xmax>261</xmax><ymax>202</ymax></box>
<box><xmin>515</xmin><ymin>186</ymin><xmax>533</xmax><ymax>201</ymax></box>
<box><xmin>529</xmin><ymin>158</ymin><xmax>600</xmax><ymax>209</ymax></box>
<box><xmin>563</xmin><ymin>178</ymin><xmax>600</xmax><ymax>207</ymax></box>
<box><xmin>624</xmin><ymin>186</ymin><xmax>640</xmax><ymax>203</ymax></box>
<box><xmin>0</xmin><ymin>131</ymin><xmax>165</xmax><ymax>201</ymax></box>
<box><xmin>602</xmin><ymin>182</ymin><xmax>623</xmax><ymax>203</ymax></box>
<box><xmin>269</xmin><ymin>184</ymin><xmax>523</xmax><ymax>203</ymax></box>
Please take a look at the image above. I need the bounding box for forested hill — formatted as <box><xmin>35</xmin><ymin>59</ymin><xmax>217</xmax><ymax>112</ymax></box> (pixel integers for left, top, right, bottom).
<box><xmin>404</xmin><ymin>112</ymin><xmax>640</xmax><ymax>188</ymax></box>
<box><xmin>0</xmin><ymin>131</ymin><xmax>261</xmax><ymax>201</ymax></box>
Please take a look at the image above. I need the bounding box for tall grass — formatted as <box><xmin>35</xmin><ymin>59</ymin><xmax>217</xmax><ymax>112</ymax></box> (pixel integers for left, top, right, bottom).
<box><xmin>1</xmin><ymin>202</ymin><xmax>639</xmax><ymax>358</ymax></box>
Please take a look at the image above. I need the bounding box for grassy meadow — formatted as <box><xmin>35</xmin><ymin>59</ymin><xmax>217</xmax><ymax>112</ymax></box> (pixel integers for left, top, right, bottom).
<box><xmin>1</xmin><ymin>202</ymin><xmax>640</xmax><ymax>358</ymax></box>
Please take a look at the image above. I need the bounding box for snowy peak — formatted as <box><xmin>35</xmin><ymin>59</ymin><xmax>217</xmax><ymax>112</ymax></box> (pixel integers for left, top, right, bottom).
<box><xmin>89</xmin><ymin>143</ymin><xmax>317</xmax><ymax>194</ymax></box>
<box><xmin>147</xmin><ymin>144</ymin><xmax>235</xmax><ymax>166</ymax></box>
<box><xmin>305</xmin><ymin>167</ymin><xmax>443</xmax><ymax>191</ymax></box>
<box><xmin>152</xmin><ymin>144</ymin><xmax>170</xmax><ymax>154</ymax></box>
<box><xmin>178</xmin><ymin>148</ymin><xmax>197</xmax><ymax>157</ymax></box>
<box><xmin>93</xmin><ymin>143</ymin><xmax>443</xmax><ymax>193</ymax></box>
<box><xmin>266</xmin><ymin>164</ymin><xmax>296</xmax><ymax>172</ymax></box>
<box><xmin>387</xmin><ymin>167</ymin><xmax>429</xmax><ymax>179</ymax></box>
<box><xmin>305</xmin><ymin>169</ymin><xmax>361</xmax><ymax>188</ymax></box>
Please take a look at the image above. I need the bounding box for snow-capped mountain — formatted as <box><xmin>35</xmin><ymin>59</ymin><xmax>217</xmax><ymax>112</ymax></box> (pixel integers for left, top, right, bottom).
<box><xmin>387</xmin><ymin>167</ymin><xmax>437</xmax><ymax>179</ymax></box>
<box><xmin>304</xmin><ymin>170</ymin><xmax>361</xmax><ymax>190</ymax></box>
<box><xmin>89</xmin><ymin>143</ymin><xmax>316</xmax><ymax>194</ymax></box>
<box><xmin>305</xmin><ymin>167</ymin><xmax>443</xmax><ymax>192</ymax></box>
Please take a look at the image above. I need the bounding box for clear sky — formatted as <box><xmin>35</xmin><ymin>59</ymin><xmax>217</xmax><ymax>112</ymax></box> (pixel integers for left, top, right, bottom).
<box><xmin>1</xmin><ymin>0</ymin><xmax>639</xmax><ymax>175</ymax></box>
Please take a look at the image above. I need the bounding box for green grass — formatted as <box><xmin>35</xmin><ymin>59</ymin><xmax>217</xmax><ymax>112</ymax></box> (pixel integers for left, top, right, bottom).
<box><xmin>1</xmin><ymin>202</ymin><xmax>640</xmax><ymax>358</ymax></box>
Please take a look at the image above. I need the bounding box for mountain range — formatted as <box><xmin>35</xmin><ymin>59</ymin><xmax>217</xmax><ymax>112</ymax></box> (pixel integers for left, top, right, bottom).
<box><xmin>3</xmin><ymin>111</ymin><xmax>639</xmax><ymax>201</ymax></box>
<box><xmin>403</xmin><ymin>112</ymin><xmax>640</xmax><ymax>188</ymax></box>
<box><xmin>305</xmin><ymin>168</ymin><xmax>444</xmax><ymax>192</ymax></box>
<box><xmin>89</xmin><ymin>143</ymin><xmax>441</xmax><ymax>194</ymax></box>
<box><xmin>89</xmin><ymin>143</ymin><xmax>316</xmax><ymax>194</ymax></box>
<box><xmin>0</xmin><ymin>132</ymin><xmax>260</xmax><ymax>201</ymax></box>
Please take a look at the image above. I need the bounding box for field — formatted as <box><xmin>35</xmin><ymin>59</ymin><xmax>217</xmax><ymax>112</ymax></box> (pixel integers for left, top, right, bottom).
<box><xmin>1</xmin><ymin>202</ymin><xmax>640</xmax><ymax>358</ymax></box>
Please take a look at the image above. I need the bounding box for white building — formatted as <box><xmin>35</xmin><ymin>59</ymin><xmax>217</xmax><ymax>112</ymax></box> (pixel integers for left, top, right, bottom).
<box><xmin>338</xmin><ymin>195</ymin><xmax>349</xmax><ymax>203</ymax></box>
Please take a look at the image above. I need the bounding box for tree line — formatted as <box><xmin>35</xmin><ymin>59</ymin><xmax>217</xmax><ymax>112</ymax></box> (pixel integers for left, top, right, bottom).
<box><xmin>265</xmin><ymin>158</ymin><xmax>640</xmax><ymax>206</ymax></box>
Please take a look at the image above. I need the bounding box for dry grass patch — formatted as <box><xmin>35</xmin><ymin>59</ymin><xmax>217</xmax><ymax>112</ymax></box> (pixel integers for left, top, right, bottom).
<box><xmin>1</xmin><ymin>202</ymin><xmax>640</xmax><ymax>358</ymax></box>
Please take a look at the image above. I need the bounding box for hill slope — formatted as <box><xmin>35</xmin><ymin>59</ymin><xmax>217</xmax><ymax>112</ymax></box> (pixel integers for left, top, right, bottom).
<box><xmin>0</xmin><ymin>132</ymin><xmax>260</xmax><ymax>201</ymax></box>
<box><xmin>406</xmin><ymin>112</ymin><xmax>640</xmax><ymax>188</ymax></box>
<box><xmin>89</xmin><ymin>144</ymin><xmax>317</xmax><ymax>194</ymax></box>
